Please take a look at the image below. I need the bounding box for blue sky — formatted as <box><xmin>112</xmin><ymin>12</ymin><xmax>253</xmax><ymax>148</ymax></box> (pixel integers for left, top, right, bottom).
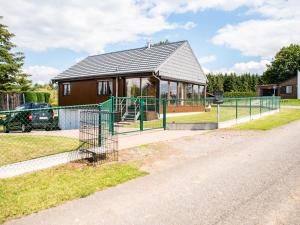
<box><xmin>1</xmin><ymin>0</ymin><xmax>299</xmax><ymax>83</ymax></box>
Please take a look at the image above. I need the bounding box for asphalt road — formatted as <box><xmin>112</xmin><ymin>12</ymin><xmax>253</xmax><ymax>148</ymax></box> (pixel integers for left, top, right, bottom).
<box><xmin>7</xmin><ymin>120</ymin><xmax>300</xmax><ymax>225</ymax></box>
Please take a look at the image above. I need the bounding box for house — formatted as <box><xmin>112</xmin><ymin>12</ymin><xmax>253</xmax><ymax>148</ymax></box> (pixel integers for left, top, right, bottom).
<box><xmin>52</xmin><ymin>40</ymin><xmax>207</xmax><ymax>109</ymax></box>
<box><xmin>256</xmin><ymin>71</ymin><xmax>299</xmax><ymax>99</ymax></box>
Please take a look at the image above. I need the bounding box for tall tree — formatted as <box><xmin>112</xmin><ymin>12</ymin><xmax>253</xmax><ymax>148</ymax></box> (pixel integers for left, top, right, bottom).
<box><xmin>263</xmin><ymin>44</ymin><xmax>300</xmax><ymax>83</ymax></box>
<box><xmin>0</xmin><ymin>17</ymin><xmax>31</xmax><ymax>91</ymax></box>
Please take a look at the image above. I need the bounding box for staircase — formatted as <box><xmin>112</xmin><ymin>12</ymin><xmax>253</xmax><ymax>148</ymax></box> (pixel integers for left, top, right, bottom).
<box><xmin>122</xmin><ymin>104</ymin><xmax>140</xmax><ymax>121</ymax></box>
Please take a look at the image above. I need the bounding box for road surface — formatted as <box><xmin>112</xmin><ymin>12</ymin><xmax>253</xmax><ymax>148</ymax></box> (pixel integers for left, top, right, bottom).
<box><xmin>7</xmin><ymin>120</ymin><xmax>300</xmax><ymax>225</ymax></box>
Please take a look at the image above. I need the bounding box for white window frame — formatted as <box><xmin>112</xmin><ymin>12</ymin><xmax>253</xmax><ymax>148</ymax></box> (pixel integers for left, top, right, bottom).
<box><xmin>63</xmin><ymin>83</ymin><xmax>71</xmax><ymax>96</ymax></box>
<box><xmin>98</xmin><ymin>80</ymin><xmax>113</xmax><ymax>96</ymax></box>
<box><xmin>286</xmin><ymin>85</ymin><xmax>293</xmax><ymax>94</ymax></box>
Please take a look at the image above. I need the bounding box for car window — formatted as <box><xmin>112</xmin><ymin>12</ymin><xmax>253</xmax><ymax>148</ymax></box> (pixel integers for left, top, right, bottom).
<box><xmin>33</xmin><ymin>104</ymin><xmax>50</xmax><ymax>108</ymax></box>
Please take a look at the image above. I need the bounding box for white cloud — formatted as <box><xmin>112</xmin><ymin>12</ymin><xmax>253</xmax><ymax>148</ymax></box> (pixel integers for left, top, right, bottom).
<box><xmin>212</xmin><ymin>0</ymin><xmax>300</xmax><ymax>58</ymax></box>
<box><xmin>213</xmin><ymin>59</ymin><xmax>270</xmax><ymax>74</ymax></box>
<box><xmin>1</xmin><ymin>0</ymin><xmax>298</xmax><ymax>61</ymax></box>
<box><xmin>23</xmin><ymin>66</ymin><xmax>60</xmax><ymax>84</ymax></box>
<box><xmin>0</xmin><ymin>0</ymin><xmax>195</xmax><ymax>54</ymax></box>
<box><xmin>198</xmin><ymin>55</ymin><xmax>216</xmax><ymax>64</ymax></box>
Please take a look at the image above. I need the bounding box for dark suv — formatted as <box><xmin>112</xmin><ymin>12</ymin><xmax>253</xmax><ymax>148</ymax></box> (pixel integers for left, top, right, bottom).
<box><xmin>3</xmin><ymin>103</ymin><xmax>55</xmax><ymax>133</ymax></box>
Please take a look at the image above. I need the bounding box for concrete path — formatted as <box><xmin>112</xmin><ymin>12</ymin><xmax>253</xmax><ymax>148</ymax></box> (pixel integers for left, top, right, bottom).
<box><xmin>6</xmin><ymin>120</ymin><xmax>300</xmax><ymax>225</ymax></box>
<box><xmin>282</xmin><ymin>106</ymin><xmax>300</xmax><ymax>110</ymax></box>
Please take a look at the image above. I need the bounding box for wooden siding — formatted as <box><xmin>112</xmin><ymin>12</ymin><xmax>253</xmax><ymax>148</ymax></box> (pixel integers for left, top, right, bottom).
<box><xmin>58</xmin><ymin>79</ymin><xmax>117</xmax><ymax>106</ymax></box>
<box><xmin>278</xmin><ymin>77</ymin><xmax>297</xmax><ymax>99</ymax></box>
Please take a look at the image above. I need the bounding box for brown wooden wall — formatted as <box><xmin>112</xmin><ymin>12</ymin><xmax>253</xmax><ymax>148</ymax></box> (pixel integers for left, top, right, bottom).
<box><xmin>58</xmin><ymin>78</ymin><xmax>121</xmax><ymax>106</ymax></box>
<box><xmin>278</xmin><ymin>77</ymin><xmax>297</xmax><ymax>99</ymax></box>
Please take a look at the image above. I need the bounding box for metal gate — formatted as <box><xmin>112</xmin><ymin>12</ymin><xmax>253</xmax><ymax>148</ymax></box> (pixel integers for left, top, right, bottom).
<box><xmin>79</xmin><ymin>106</ymin><xmax>118</xmax><ymax>164</ymax></box>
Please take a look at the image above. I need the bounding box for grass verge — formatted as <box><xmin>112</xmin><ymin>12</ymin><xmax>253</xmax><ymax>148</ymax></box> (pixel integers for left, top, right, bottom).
<box><xmin>280</xmin><ymin>99</ymin><xmax>300</xmax><ymax>106</ymax></box>
<box><xmin>0</xmin><ymin>163</ymin><xmax>147</xmax><ymax>223</ymax></box>
<box><xmin>234</xmin><ymin>109</ymin><xmax>300</xmax><ymax>130</ymax></box>
<box><xmin>0</xmin><ymin>135</ymin><xmax>80</xmax><ymax>166</ymax></box>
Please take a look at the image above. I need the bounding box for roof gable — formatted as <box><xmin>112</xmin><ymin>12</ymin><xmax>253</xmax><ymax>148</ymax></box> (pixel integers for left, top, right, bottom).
<box><xmin>157</xmin><ymin>42</ymin><xmax>207</xmax><ymax>84</ymax></box>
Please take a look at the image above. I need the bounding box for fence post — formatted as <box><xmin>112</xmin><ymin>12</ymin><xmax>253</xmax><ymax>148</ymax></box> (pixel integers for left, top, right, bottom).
<box><xmin>163</xmin><ymin>98</ymin><xmax>167</xmax><ymax>130</ymax></box>
<box><xmin>110</xmin><ymin>96</ymin><xmax>114</xmax><ymax>135</ymax></box>
<box><xmin>235</xmin><ymin>98</ymin><xmax>238</xmax><ymax>121</ymax></box>
<box><xmin>249</xmin><ymin>97</ymin><xmax>252</xmax><ymax>119</ymax></box>
<box><xmin>260</xmin><ymin>98</ymin><xmax>262</xmax><ymax>115</ymax></box>
<box><xmin>140</xmin><ymin>98</ymin><xmax>144</xmax><ymax>131</ymax></box>
<box><xmin>98</xmin><ymin>103</ymin><xmax>102</xmax><ymax>147</ymax></box>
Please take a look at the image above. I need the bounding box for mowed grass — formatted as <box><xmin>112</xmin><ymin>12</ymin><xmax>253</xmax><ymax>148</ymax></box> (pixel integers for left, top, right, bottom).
<box><xmin>0</xmin><ymin>163</ymin><xmax>147</xmax><ymax>223</ymax></box>
<box><xmin>0</xmin><ymin>135</ymin><xmax>80</xmax><ymax>166</ymax></box>
<box><xmin>280</xmin><ymin>99</ymin><xmax>300</xmax><ymax>106</ymax></box>
<box><xmin>124</xmin><ymin>106</ymin><xmax>262</xmax><ymax>129</ymax></box>
<box><xmin>234</xmin><ymin>109</ymin><xmax>300</xmax><ymax>130</ymax></box>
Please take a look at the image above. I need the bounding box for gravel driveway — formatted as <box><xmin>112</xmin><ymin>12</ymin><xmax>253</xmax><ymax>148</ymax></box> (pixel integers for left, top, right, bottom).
<box><xmin>6</xmin><ymin>120</ymin><xmax>300</xmax><ymax>225</ymax></box>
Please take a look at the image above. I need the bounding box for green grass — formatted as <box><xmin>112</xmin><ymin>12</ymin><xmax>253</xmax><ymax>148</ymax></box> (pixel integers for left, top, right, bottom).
<box><xmin>234</xmin><ymin>109</ymin><xmax>300</xmax><ymax>130</ymax></box>
<box><xmin>0</xmin><ymin>163</ymin><xmax>147</xmax><ymax>223</ymax></box>
<box><xmin>124</xmin><ymin>106</ymin><xmax>261</xmax><ymax>129</ymax></box>
<box><xmin>280</xmin><ymin>99</ymin><xmax>300</xmax><ymax>106</ymax></box>
<box><xmin>0</xmin><ymin>135</ymin><xmax>80</xmax><ymax>166</ymax></box>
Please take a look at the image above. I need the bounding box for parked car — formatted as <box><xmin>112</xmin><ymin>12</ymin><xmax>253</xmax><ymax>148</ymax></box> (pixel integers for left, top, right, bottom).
<box><xmin>3</xmin><ymin>103</ymin><xmax>55</xmax><ymax>133</ymax></box>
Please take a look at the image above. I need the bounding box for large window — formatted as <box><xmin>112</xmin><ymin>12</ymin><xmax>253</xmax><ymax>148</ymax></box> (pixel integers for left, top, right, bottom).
<box><xmin>186</xmin><ymin>84</ymin><xmax>193</xmax><ymax>99</ymax></box>
<box><xmin>160</xmin><ymin>80</ymin><xmax>169</xmax><ymax>99</ymax></box>
<box><xmin>141</xmin><ymin>77</ymin><xmax>157</xmax><ymax>97</ymax></box>
<box><xmin>193</xmin><ymin>85</ymin><xmax>199</xmax><ymax>99</ymax></box>
<box><xmin>63</xmin><ymin>83</ymin><xmax>71</xmax><ymax>96</ymax></box>
<box><xmin>126</xmin><ymin>78</ymin><xmax>141</xmax><ymax>98</ymax></box>
<box><xmin>169</xmin><ymin>82</ymin><xmax>177</xmax><ymax>99</ymax></box>
<box><xmin>98</xmin><ymin>80</ymin><xmax>113</xmax><ymax>96</ymax></box>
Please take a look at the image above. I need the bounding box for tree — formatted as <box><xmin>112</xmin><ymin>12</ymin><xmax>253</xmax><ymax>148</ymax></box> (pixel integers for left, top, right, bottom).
<box><xmin>263</xmin><ymin>44</ymin><xmax>300</xmax><ymax>83</ymax></box>
<box><xmin>0</xmin><ymin>17</ymin><xmax>31</xmax><ymax>91</ymax></box>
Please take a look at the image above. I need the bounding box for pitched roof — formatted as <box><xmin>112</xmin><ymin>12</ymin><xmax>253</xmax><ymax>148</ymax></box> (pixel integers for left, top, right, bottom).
<box><xmin>53</xmin><ymin>41</ymin><xmax>186</xmax><ymax>81</ymax></box>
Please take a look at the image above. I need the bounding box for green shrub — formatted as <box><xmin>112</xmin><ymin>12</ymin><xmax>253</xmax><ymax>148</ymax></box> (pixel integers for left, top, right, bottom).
<box><xmin>36</xmin><ymin>92</ymin><xmax>45</xmax><ymax>103</ymax></box>
<box><xmin>23</xmin><ymin>92</ymin><xmax>51</xmax><ymax>103</ymax></box>
<box><xmin>44</xmin><ymin>92</ymin><xmax>51</xmax><ymax>103</ymax></box>
<box><xmin>24</xmin><ymin>92</ymin><xmax>38</xmax><ymax>103</ymax></box>
<box><xmin>224</xmin><ymin>92</ymin><xmax>256</xmax><ymax>98</ymax></box>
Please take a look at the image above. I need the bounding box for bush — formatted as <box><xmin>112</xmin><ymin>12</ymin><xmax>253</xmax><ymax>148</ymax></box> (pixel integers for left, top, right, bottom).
<box><xmin>24</xmin><ymin>92</ymin><xmax>51</xmax><ymax>103</ymax></box>
<box><xmin>224</xmin><ymin>92</ymin><xmax>256</xmax><ymax>98</ymax></box>
<box><xmin>44</xmin><ymin>92</ymin><xmax>51</xmax><ymax>103</ymax></box>
<box><xmin>24</xmin><ymin>92</ymin><xmax>38</xmax><ymax>103</ymax></box>
<box><xmin>36</xmin><ymin>92</ymin><xmax>45</xmax><ymax>103</ymax></box>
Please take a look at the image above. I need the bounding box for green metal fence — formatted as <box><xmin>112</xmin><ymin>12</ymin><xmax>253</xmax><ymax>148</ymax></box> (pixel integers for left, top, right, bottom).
<box><xmin>0</xmin><ymin>96</ymin><xmax>280</xmax><ymax>166</ymax></box>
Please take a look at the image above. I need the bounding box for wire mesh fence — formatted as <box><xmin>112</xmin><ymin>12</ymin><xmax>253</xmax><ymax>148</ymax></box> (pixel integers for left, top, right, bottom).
<box><xmin>112</xmin><ymin>97</ymin><xmax>165</xmax><ymax>134</ymax></box>
<box><xmin>0</xmin><ymin>103</ymin><xmax>98</xmax><ymax>166</ymax></box>
<box><xmin>0</xmin><ymin>96</ymin><xmax>279</xmax><ymax>166</ymax></box>
<box><xmin>79</xmin><ymin>108</ymin><xmax>118</xmax><ymax>165</ymax></box>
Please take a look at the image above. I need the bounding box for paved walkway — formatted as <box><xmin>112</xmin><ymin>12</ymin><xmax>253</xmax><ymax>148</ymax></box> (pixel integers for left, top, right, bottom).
<box><xmin>7</xmin><ymin>120</ymin><xmax>300</xmax><ymax>225</ymax></box>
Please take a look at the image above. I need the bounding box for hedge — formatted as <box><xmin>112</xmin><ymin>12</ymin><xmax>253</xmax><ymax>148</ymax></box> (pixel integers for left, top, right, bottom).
<box><xmin>224</xmin><ymin>92</ymin><xmax>256</xmax><ymax>98</ymax></box>
<box><xmin>24</xmin><ymin>92</ymin><xmax>50</xmax><ymax>103</ymax></box>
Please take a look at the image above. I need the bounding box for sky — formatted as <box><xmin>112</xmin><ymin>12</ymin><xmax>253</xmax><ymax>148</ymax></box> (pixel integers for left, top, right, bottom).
<box><xmin>0</xmin><ymin>0</ymin><xmax>299</xmax><ymax>84</ymax></box>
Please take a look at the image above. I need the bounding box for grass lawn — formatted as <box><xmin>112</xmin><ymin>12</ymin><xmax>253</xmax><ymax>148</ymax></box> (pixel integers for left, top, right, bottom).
<box><xmin>280</xmin><ymin>99</ymin><xmax>300</xmax><ymax>106</ymax></box>
<box><xmin>124</xmin><ymin>106</ymin><xmax>263</xmax><ymax>129</ymax></box>
<box><xmin>0</xmin><ymin>135</ymin><xmax>80</xmax><ymax>166</ymax></box>
<box><xmin>0</xmin><ymin>163</ymin><xmax>147</xmax><ymax>223</ymax></box>
<box><xmin>234</xmin><ymin>109</ymin><xmax>300</xmax><ymax>130</ymax></box>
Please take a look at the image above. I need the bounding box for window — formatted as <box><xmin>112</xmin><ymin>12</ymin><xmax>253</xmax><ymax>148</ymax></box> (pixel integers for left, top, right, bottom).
<box><xmin>193</xmin><ymin>85</ymin><xmax>199</xmax><ymax>99</ymax></box>
<box><xmin>286</xmin><ymin>86</ymin><xmax>292</xmax><ymax>94</ymax></box>
<box><xmin>141</xmin><ymin>77</ymin><xmax>157</xmax><ymax>97</ymax></box>
<box><xmin>169</xmin><ymin>82</ymin><xmax>177</xmax><ymax>99</ymax></box>
<box><xmin>186</xmin><ymin>84</ymin><xmax>193</xmax><ymax>99</ymax></box>
<box><xmin>63</xmin><ymin>83</ymin><xmax>71</xmax><ymax>96</ymax></box>
<box><xmin>98</xmin><ymin>80</ymin><xmax>113</xmax><ymax>95</ymax></box>
<box><xmin>160</xmin><ymin>80</ymin><xmax>169</xmax><ymax>99</ymax></box>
